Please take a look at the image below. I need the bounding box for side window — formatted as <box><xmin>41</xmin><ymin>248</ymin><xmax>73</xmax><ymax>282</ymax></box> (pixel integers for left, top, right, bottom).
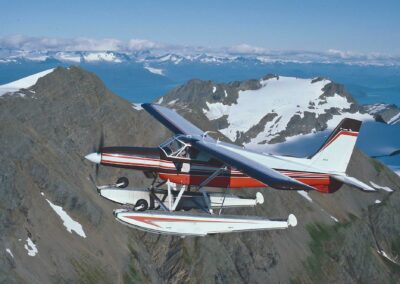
<box><xmin>190</xmin><ymin>149</ymin><xmax>211</xmax><ymax>162</ymax></box>
<box><xmin>160</xmin><ymin>137</ymin><xmax>190</xmax><ymax>159</ymax></box>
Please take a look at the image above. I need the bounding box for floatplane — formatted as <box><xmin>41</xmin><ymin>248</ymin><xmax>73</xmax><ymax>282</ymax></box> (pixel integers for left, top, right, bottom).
<box><xmin>85</xmin><ymin>104</ymin><xmax>374</xmax><ymax>236</ymax></box>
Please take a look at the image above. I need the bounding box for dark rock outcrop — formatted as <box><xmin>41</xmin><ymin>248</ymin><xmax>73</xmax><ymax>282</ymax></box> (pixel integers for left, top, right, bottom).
<box><xmin>364</xmin><ymin>103</ymin><xmax>400</xmax><ymax>125</ymax></box>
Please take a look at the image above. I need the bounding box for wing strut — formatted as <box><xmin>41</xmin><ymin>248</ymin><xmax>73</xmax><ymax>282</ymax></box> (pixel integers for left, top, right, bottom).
<box><xmin>197</xmin><ymin>166</ymin><xmax>228</xmax><ymax>213</ymax></box>
<box><xmin>143</xmin><ymin>103</ymin><xmax>316</xmax><ymax>191</ymax></box>
<box><xmin>171</xmin><ymin>185</ymin><xmax>186</xmax><ymax>211</ymax></box>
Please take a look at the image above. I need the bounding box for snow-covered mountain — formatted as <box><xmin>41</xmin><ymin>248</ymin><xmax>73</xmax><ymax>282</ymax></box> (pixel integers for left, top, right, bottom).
<box><xmin>158</xmin><ymin>75</ymin><xmax>372</xmax><ymax>146</ymax></box>
<box><xmin>2</xmin><ymin>69</ymin><xmax>398</xmax><ymax>169</ymax></box>
<box><xmin>364</xmin><ymin>103</ymin><xmax>400</xmax><ymax>125</ymax></box>
<box><xmin>0</xmin><ymin>49</ymin><xmax>245</xmax><ymax>66</ymax></box>
<box><xmin>1</xmin><ymin>67</ymin><xmax>399</xmax><ymax>283</ymax></box>
<box><xmin>0</xmin><ymin>50</ymin><xmax>130</xmax><ymax>64</ymax></box>
<box><xmin>2</xmin><ymin>48</ymin><xmax>400</xmax><ymax>109</ymax></box>
<box><xmin>156</xmin><ymin>75</ymin><xmax>400</xmax><ymax>174</ymax></box>
<box><xmin>2</xmin><ymin>48</ymin><xmax>399</xmax><ymax>66</ymax></box>
<box><xmin>0</xmin><ymin>68</ymin><xmax>54</xmax><ymax>97</ymax></box>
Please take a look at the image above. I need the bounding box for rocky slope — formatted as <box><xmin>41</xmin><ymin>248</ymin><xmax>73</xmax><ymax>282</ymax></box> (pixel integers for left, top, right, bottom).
<box><xmin>0</xmin><ymin>67</ymin><xmax>399</xmax><ymax>283</ymax></box>
<box><xmin>158</xmin><ymin>75</ymin><xmax>371</xmax><ymax>145</ymax></box>
<box><xmin>364</xmin><ymin>103</ymin><xmax>400</xmax><ymax>125</ymax></box>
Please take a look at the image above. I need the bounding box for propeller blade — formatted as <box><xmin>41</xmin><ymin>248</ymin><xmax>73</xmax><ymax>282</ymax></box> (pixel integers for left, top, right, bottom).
<box><xmin>88</xmin><ymin>174</ymin><xmax>97</xmax><ymax>186</ymax></box>
<box><xmin>91</xmin><ymin>128</ymin><xmax>104</xmax><ymax>179</ymax></box>
<box><xmin>99</xmin><ymin>128</ymin><xmax>104</xmax><ymax>152</ymax></box>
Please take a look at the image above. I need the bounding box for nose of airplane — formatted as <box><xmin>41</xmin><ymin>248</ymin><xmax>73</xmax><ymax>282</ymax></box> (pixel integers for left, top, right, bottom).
<box><xmin>85</xmin><ymin>152</ymin><xmax>101</xmax><ymax>164</ymax></box>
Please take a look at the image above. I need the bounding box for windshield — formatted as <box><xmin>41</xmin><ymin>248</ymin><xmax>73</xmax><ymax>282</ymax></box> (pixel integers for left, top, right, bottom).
<box><xmin>159</xmin><ymin>136</ymin><xmax>190</xmax><ymax>159</ymax></box>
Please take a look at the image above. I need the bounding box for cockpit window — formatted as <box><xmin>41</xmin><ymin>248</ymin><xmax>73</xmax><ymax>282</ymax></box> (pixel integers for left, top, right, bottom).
<box><xmin>159</xmin><ymin>136</ymin><xmax>190</xmax><ymax>159</ymax></box>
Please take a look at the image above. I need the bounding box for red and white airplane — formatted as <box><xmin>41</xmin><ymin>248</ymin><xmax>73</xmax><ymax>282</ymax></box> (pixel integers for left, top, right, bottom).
<box><xmin>85</xmin><ymin>104</ymin><xmax>374</xmax><ymax>236</ymax></box>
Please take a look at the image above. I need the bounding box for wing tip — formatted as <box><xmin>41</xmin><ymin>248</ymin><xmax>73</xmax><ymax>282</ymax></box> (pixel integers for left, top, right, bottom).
<box><xmin>141</xmin><ymin>103</ymin><xmax>152</xmax><ymax>110</ymax></box>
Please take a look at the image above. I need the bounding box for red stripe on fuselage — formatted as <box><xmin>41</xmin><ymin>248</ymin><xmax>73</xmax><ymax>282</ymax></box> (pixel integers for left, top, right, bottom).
<box><xmin>100</xmin><ymin>153</ymin><xmax>336</xmax><ymax>193</ymax></box>
<box><xmin>158</xmin><ymin>172</ymin><xmax>331</xmax><ymax>192</ymax></box>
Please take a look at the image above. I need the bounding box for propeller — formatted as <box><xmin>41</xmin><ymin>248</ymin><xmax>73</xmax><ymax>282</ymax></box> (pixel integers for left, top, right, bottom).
<box><xmin>85</xmin><ymin>128</ymin><xmax>104</xmax><ymax>180</ymax></box>
<box><xmin>88</xmin><ymin>173</ymin><xmax>98</xmax><ymax>190</ymax></box>
<box><xmin>95</xmin><ymin>129</ymin><xmax>104</xmax><ymax>178</ymax></box>
<box><xmin>84</xmin><ymin>128</ymin><xmax>105</xmax><ymax>191</ymax></box>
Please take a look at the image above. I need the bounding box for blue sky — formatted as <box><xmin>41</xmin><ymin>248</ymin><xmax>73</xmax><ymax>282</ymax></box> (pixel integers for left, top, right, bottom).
<box><xmin>1</xmin><ymin>0</ymin><xmax>399</xmax><ymax>54</ymax></box>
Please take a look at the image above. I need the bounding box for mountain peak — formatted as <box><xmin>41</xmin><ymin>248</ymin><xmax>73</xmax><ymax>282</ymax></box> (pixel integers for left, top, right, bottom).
<box><xmin>0</xmin><ymin>67</ymin><xmax>399</xmax><ymax>283</ymax></box>
<box><xmin>158</xmin><ymin>75</ymin><xmax>371</xmax><ymax>145</ymax></box>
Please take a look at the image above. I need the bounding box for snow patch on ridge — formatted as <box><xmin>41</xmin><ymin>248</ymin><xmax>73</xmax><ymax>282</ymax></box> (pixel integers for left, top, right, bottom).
<box><xmin>377</xmin><ymin>249</ymin><xmax>399</xmax><ymax>264</ymax></box>
<box><xmin>144</xmin><ymin>65</ymin><xmax>164</xmax><ymax>76</ymax></box>
<box><xmin>365</xmin><ymin>103</ymin><xmax>390</xmax><ymax>115</ymax></box>
<box><xmin>24</xmin><ymin>238</ymin><xmax>38</xmax><ymax>256</ymax></box>
<box><xmin>330</xmin><ymin>215</ymin><xmax>339</xmax><ymax>222</ymax></box>
<box><xmin>46</xmin><ymin>199</ymin><xmax>87</xmax><ymax>238</ymax></box>
<box><xmin>203</xmin><ymin>102</ymin><xmax>230</xmax><ymax>120</ymax></box>
<box><xmin>202</xmin><ymin>76</ymin><xmax>372</xmax><ymax>143</ymax></box>
<box><xmin>132</xmin><ymin>103</ymin><xmax>143</xmax><ymax>111</ymax></box>
<box><xmin>0</xmin><ymin>68</ymin><xmax>54</xmax><ymax>96</ymax></box>
<box><xmin>6</xmin><ymin>248</ymin><xmax>14</xmax><ymax>258</ymax></box>
<box><xmin>168</xmin><ymin>99</ymin><xmax>179</xmax><ymax>105</ymax></box>
<box><xmin>388</xmin><ymin>113</ymin><xmax>400</xmax><ymax>125</ymax></box>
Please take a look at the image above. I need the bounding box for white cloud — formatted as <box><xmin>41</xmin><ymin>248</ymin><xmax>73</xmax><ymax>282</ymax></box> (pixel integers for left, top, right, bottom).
<box><xmin>327</xmin><ymin>49</ymin><xmax>355</xmax><ymax>59</ymax></box>
<box><xmin>0</xmin><ymin>35</ymin><xmax>163</xmax><ymax>52</ymax></box>
<box><xmin>127</xmin><ymin>39</ymin><xmax>164</xmax><ymax>51</ymax></box>
<box><xmin>228</xmin><ymin>43</ymin><xmax>267</xmax><ymax>54</ymax></box>
<box><xmin>67</xmin><ymin>37</ymin><xmax>122</xmax><ymax>51</ymax></box>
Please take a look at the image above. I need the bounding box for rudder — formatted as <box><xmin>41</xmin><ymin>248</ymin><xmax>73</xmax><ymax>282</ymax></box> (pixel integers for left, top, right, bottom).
<box><xmin>309</xmin><ymin>118</ymin><xmax>362</xmax><ymax>173</ymax></box>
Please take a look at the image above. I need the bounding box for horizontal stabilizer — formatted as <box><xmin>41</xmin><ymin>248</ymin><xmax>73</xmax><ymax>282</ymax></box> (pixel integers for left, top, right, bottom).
<box><xmin>331</xmin><ymin>175</ymin><xmax>376</xmax><ymax>192</ymax></box>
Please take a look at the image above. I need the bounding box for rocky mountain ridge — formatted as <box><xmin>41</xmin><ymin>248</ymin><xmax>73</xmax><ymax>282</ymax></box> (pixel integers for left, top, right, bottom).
<box><xmin>0</xmin><ymin>67</ymin><xmax>399</xmax><ymax>283</ymax></box>
<box><xmin>364</xmin><ymin>103</ymin><xmax>400</xmax><ymax>125</ymax></box>
<box><xmin>1</xmin><ymin>48</ymin><xmax>399</xmax><ymax>66</ymax></box>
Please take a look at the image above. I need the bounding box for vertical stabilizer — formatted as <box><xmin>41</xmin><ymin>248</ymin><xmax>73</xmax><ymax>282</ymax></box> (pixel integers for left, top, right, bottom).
<box><xmin>309</xmin><ymin>118</ymin><xmax>361</xmax><ymax>173</ymax></box>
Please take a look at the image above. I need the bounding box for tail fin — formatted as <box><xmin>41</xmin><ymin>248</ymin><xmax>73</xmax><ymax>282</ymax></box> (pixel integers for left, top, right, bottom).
<box><xmin>309</xmin><ymin>118</ymin><xmax>362</xmax><ymax>173</ymax></box>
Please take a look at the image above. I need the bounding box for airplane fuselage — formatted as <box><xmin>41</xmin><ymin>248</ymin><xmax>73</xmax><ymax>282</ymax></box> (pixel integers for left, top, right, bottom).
<box><xmin>90</xmin><ymin>146</ymin><xmax>341</xmax><ymax>193</ymax></box>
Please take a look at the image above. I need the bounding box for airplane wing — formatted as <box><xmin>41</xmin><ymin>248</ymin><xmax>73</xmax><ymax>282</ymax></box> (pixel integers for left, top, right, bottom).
<box><xmin>143</xmin><ymin>103</ymin><xmax>316</xmax><ymax>191</ymax></box>
<box><xmin>142</xmin><ymin>103</ymin><xmax>205</xmax><ymax>136</ymax></box>
<box><xmin>192</xmin><ymin>139</ymin><xmax>317</xmax><ymax>191</ymax></box>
